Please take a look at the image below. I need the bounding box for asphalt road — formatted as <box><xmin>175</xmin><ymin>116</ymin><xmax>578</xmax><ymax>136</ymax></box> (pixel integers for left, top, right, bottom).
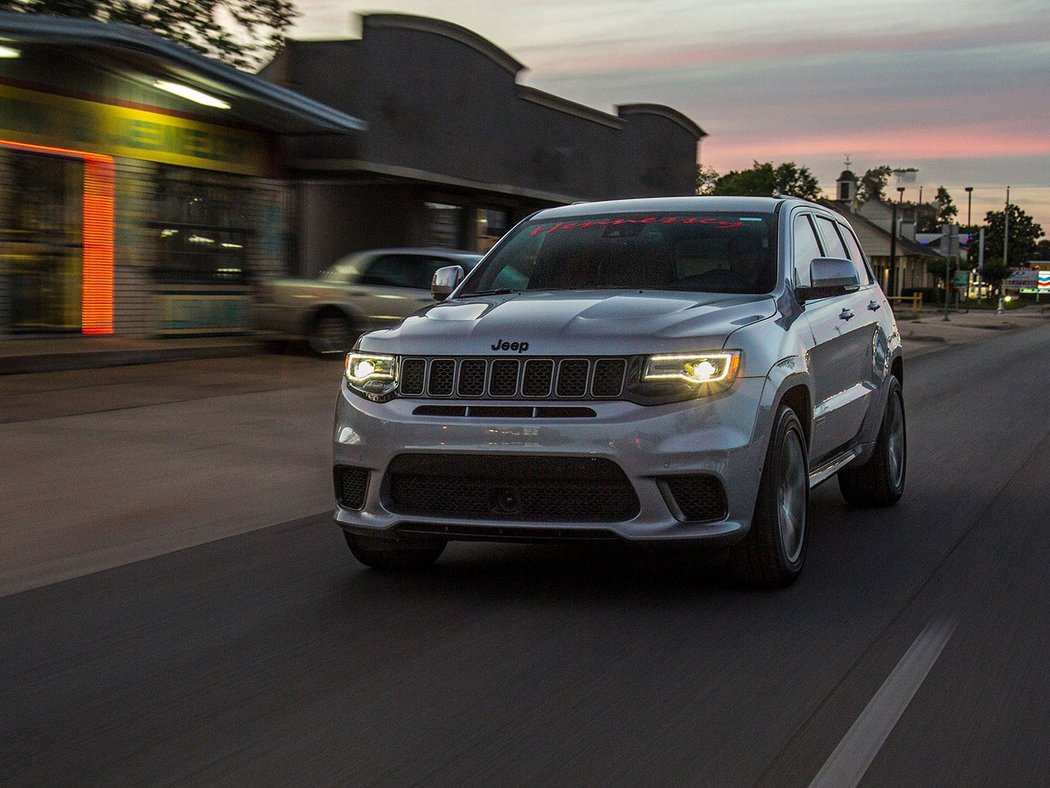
<box><xmin>2</xmin><ymin>323</ymin><xmax>1050</xmax><ymax>786</ymax></box>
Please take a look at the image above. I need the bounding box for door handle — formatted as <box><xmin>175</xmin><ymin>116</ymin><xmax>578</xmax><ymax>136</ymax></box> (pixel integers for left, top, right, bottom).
<box><xmin>867</xmin><ymin>300</ymin><xmax>881</xmax><ymax>311</ymax></box>
<box><xmin>839</xmin><ymin>308</ymin><xmax>855</xmax><ymax>321</ymax></box>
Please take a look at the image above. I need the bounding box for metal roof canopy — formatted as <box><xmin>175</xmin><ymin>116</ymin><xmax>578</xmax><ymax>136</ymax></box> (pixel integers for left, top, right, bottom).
<box><xmin>0</xmin><ymin>11</ymin><xmax>366</xmax><ymax>135</ymax></box>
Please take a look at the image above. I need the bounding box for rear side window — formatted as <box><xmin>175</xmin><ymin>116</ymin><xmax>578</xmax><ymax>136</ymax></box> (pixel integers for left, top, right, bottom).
<box><xmin>814</xmin><ymin>216</ymin><xmax>850</xmax><ymax>259</ymax></box>
<box><xmin>792</xmin><ymin>215</ymin><xmax>822</xmax><ymax>288</ymax></box>
<box><xmin>838</xmin><ymin>226</ymin><xmax>875</xmax><ymax>285</ymax></box>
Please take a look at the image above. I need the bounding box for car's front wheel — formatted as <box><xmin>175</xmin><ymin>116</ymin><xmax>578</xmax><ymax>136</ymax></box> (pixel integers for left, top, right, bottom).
<box><xmin>838</xmin><ymin>376</ymin><xmax>906</xmax><ymax>506</ymax></box>
<box><xmin>343</xmin><ymin>531</ymin><xmax>446</xmax><ymax>570</ymax></box>
<box><xmin>730</xmin><ymin>404</ymin><xmax>809</xmax><ymax>588</ymax></box>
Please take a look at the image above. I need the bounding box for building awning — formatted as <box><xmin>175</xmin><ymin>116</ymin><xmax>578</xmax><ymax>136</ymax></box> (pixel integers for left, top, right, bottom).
<box><xmin>0</xmin><ymin>11</ymin><xmax>365</xmax><ymax>135</ymax></box>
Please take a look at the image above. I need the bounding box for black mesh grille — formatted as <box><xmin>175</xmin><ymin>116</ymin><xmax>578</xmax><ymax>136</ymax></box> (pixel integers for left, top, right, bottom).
<box><xmin>458</xmin><ymin>359</ymin><xmax>486</xmax><ymax>397</ymax></box>
<box><xmin>490</xmin><ymin>359</ymin><xmax>520</xmax><ymax>397</ymax></box>
<box><xmin>556</xmin><ymin>359</ymin><xmax>589</xmax><ymax>397</ymax></box>
<box><xmin>428</xmin><ymin>359</ymin><xmax>455</xmax><ymax>396</ymax></box>
<box><xmin>397</xmin><ymin>356</ymin><xmax>627</xmax><ymax>400</ymax></box>
<box><xmin>522</xmin><ymin>359</ymin><xmax>554</xmax><ymax>397</ymax></box>
<box><xmin>401</xmin><ymin>359</ymin><xmax>425</xmax><ymax>396</ymax></box>
<box><xmin>593</xmin><ymin>359</ymin><xmax>627</xmax><ymax>397</ymax></box>
<box><xmin>663</xmin><ymin>474</ymin><xmax>728</xmax><ymax>522</ymax></box>
<box><xmin>385</xmin><ymin>454</ymin><xmax>640</xmax><ymax>523</ymax></box>
<box><xmin>334</xmin><ymin>465</ymin><xmax>369</xmax><ymax>510</ymax></box>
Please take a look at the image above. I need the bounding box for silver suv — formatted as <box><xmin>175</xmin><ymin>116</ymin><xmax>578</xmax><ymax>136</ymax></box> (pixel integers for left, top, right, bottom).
<box><xmin>332</xmin><ymin>197</ymin><xmax>905</xmax><ymax>586</ymax></box>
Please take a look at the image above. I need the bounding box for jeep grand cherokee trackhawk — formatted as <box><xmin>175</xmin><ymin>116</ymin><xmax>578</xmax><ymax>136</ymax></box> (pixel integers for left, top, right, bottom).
<box><xmin>332</xmin><ymin>197</ymin><xmax>906</xmax><ymax>586</ymax></box>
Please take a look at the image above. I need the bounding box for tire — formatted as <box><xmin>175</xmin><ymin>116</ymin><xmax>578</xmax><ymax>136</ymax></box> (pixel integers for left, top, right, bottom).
<box><xmin>838</xmin><ymin>376</ymin><xmax>906</xmax><ymax>507</ymax></box>
<box><xmin>730</xmin><ymin>405</ymin><xmax>809</xmax><ymax>588</ymax></box>
<box><xmin>343</xmin><ymin>531</ymin><xmax>446</xmax><ymax>570</ymax></box>
<box><xmin>307</xmin><ymin>309</ymin><xmax>354</xmax><ymax>356</ymax></box>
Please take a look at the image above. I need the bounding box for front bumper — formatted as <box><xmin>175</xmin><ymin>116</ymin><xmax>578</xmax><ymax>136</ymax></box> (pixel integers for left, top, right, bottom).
<box><xmin>332</xmin><ymin>376</ymin><xmax>770</xmax><ymax>546</ymax></box>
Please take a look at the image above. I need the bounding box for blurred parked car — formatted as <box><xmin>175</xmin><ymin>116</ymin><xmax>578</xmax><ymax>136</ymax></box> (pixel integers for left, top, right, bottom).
<box><xmin>253</xmin><ymin>248</ymin><xmax>483</xmax><ymax>354</ymax></box>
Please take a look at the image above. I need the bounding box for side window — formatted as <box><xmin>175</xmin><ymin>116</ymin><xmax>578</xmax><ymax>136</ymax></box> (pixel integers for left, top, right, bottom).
<box><xmin>814</xmin><ymin>216</ymin><xmax>850</xmax><ymax>259</ymax></box>
<box><xmin>838</xmin><ymin>226</ymin><xmax>875</xmax><ymax>285</ymax></box>
<box><xmin>357</xmin><ymin>254</ymin><xmax>434</xmax><ymax>289</ymax></box>
<box><xmin>792</xmin><ymin>214</ymin><xmax>823</xmax><ymax>288</ymax></box>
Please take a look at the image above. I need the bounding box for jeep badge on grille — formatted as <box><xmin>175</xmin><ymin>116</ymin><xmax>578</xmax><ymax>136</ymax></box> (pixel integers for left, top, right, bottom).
<box><xmin>491</xmin><ymin>339</ymin><xmax>529</xmax><ymax>353</ymax></box>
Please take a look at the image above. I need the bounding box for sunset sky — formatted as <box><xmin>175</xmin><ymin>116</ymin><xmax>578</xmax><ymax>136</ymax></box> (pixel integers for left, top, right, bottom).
<box><xmin>288</xmin><ymin>1</ymin><xmax>1050</xmax><ymax>235</ymax></box>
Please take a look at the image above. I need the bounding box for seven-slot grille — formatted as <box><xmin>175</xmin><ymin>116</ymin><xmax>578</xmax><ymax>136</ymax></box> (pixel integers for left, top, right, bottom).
<box><xmin>398</xmin><ymin>357</ymin><xmax>627</xmax><ymax>400</ymax></box>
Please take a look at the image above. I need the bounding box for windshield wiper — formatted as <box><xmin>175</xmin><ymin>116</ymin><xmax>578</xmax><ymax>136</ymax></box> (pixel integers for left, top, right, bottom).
<box><xmin>462</xmin><ymin>288</ymin><xmax>518</xmax><ymax>297</ymax></box>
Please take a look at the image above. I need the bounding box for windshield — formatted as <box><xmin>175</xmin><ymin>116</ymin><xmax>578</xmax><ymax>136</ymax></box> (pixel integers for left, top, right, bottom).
<box><xmin>460</xmin><ymin>212</ymin><xmax>778</xmax><ymax>296</ymax></box>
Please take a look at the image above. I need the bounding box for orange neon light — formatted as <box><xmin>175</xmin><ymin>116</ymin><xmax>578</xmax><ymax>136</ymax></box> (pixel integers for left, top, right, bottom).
<box><xmin>1</xmin><ymin>140</ymin><xmax>115</xmax><ymax>335</ymax></box>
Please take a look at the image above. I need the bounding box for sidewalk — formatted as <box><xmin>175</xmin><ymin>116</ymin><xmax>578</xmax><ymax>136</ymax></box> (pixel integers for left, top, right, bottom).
<box><xmin>0</xmin><ymin>335</ymin><xmax>267</xmax><ymax>375</ymax></box>
<box><xmin>896</xmin><ymin>303</ymin><xmax>1050</xmax><ymax>358</ymax></box>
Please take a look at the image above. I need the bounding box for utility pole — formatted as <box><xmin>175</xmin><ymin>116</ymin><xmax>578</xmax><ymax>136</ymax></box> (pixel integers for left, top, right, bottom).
<box><xmin>943</xmin><ymin>223</ymin><xmax>953</xmax><ymax>321</ymax></box>
<box><xmin>978</xmin><ymin>227</ymin><xmax>985</xmax><ymax>301</ymax></box>
<box><xmin>998</xmin><ymin>187</ymin><xmax>1010</xmax><ymax>314</ymax></box>
<box><xmin>888</xmin><ymin>202</ymin><xmax>899</xmax><ymax>297</ymax></box>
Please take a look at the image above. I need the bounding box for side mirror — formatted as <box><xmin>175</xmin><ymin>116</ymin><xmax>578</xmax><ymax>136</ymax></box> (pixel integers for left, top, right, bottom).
<box><xmin>431</xmin><ymin>265</ymin><xmax>464</xmax><ymax>301</ymax></box>
<box><xmin>797</xmin><ymin>257</ymin><xmax>860</xmax><ymax>302</ymax></box>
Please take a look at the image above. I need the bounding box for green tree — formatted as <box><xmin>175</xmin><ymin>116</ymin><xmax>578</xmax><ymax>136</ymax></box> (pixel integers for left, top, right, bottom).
<box><xmin>857</xmin><ymin>165</ymin><xmax>893</xmax><ymax>204</ymax></box>
<box><xmin>916</xmin><ymin>186</ymin><xmax>959</xmax><ymax>233</ymax></box>
<box><xmin>934</xmin><ymin>186</ymin><xmax>958</xmax><ymax>225</ymax></box>
<box><xmin>772</xmin><ymin>162</ymin><xmax>821</xmax><ymax>200</ymax></box>
<box><xmin>695</xmin><ymin>163</ymin><xmax>719</xmax><ymax>196</ymax></box>
<box><xmin>1035</xmin><ymin>239</ymin><xmax>1050</xmax><ymax>260</ymax></box>
<box><xmin>978</xmin><ymin>204</ymin><xmax>1044</xmax><ymax>266</ymax></box>
<box><xmin>711</xmin><ymin>161</ymin><xmax>775</xmax><ymax>196</ymax></box>
<box><xmin>710</xmin><ymin>160</ymin><xmax>820</xmax><ymax>200</ymax></box>
<box><xmin>0</xmin><ymin>0</ymin><xmax>297</xmax><ymax>70</ymax></box>
<box><xmin>980</xmin><ymin>259</ymin><xmax>1011</xmax><ymax>297</ymax></box>
<box><xmin>856</xmin><ymin>166</ymin><xmax>918</xmax><ymax>205</ymax></box>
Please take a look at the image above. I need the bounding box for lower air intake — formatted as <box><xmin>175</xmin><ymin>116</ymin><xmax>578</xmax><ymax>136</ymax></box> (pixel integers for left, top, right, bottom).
<box><xmin>334</xmin><ymin>465</ymin><xmax>369</xmax><ymax>510</ymax></box>
<box><xmin>384</xmin><ymin>454</ymin><xmax>640</xmax><ymax>523</ymax></box>
<box><xmin>662</xmin><ymin>474</ymin><xmax>728</xmax><ymax>522</ymax></box>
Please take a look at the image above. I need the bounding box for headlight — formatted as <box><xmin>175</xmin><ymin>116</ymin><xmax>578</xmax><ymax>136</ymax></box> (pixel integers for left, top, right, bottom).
<box><xmin>643</xmin><ymin>352</ymin><xmax>740</xmax><ymax>384</ymax></box>
<box><xmin>626</xmin><ymin>351</ymin><xmax>741</xmax><ymax>404</ymax></box>
<box><xmin>344</xmin><ymin>352</ymin><xmax>398</xmax><ymax>402</ymax></box>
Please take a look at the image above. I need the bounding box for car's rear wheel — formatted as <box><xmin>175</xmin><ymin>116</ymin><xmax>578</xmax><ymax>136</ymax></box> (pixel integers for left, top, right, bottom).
<box><xmin>308</xmin><ymin>309</ymin><xmax>354</xmax><ymax>356</ymax></box>
<box><xmin>343</xmin><ymin>531</ymin><xmax>446</xmax><ymax>570</ymax></box>
<box><xmin>838</xmin><ymin>376</ymin><xmax>906</xmax><ymax>506</ymax></box>
<box><xmin>730</xmin><ymin>404</ymin><xmax>808</xmax><ymax>588</ymax></box>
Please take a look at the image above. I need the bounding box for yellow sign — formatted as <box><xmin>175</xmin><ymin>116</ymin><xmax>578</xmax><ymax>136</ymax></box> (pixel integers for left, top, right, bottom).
<box><xmin>0</xmin><ymin>82</ymin><xmax>268</xmax><ymax>175</ymax></box>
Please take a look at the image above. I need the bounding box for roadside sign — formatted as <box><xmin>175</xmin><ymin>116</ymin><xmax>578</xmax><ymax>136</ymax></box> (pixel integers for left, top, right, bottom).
<box><xmin>953</xmin><ymin>270</ymin><xmax>970</xmax><ymax>287</ymax></box>
<box><xmin>1039</xmin><ymin>271</ymin><xmax>1050</xmax><ymax>293</ymax></box>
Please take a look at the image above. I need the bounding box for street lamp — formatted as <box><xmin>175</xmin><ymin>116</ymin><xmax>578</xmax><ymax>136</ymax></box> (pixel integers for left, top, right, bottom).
<box><xmin>964</xmin><ymin>186</ymin><xmax>973</xmax><ymax>230</ymax></box>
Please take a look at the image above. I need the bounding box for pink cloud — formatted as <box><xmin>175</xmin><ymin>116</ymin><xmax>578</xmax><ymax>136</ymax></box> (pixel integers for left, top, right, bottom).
<box><xmin>523</xmin><ymin>20</ymin><xmax>1050</xmax><ymax>75</ymax></box>
<box><xmin>703</xmin><ymin>127</ymin><xmax>1050</xmax><ymax>167</ymax></box>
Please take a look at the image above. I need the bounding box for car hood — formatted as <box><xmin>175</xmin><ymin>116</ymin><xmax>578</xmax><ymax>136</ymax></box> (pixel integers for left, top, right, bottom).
<box><xmin>356</xmin><ymin>290</ymin><xmax>777</xmax><ymax>356</ymax></box>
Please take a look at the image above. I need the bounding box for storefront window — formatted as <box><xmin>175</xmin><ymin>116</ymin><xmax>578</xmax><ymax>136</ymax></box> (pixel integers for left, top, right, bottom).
<box><xmin>476</xmin><ymin>208</ymin><xmax>508</xmax><ymax>252</ymax></box>
<box><xmin>152</xmin><ymin>167</ymin><xmax>251</xmax><ymax>285</ymax></box>
<box><xmin>2</xmin><ymin>150</ymin><xmax>83</xmax><ymax>332</ymax></box>
<box><xmin>425</xmin><ymin>202</ymin><xmax>462</xmax><ymax>248</ymax></box>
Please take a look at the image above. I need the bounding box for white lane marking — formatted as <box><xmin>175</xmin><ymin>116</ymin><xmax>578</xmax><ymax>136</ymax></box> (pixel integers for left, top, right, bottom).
<box><xmin>809</xmin><ymin>618</ymin><xmax>957</xmax><ymax>788</ymax></box>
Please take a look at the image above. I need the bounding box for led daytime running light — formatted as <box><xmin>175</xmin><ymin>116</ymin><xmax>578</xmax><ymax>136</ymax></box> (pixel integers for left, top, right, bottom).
<box><xmin>644</xmin><ymin>352</ymin><xmax>739</xmax><ymax>384</ymax></box>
